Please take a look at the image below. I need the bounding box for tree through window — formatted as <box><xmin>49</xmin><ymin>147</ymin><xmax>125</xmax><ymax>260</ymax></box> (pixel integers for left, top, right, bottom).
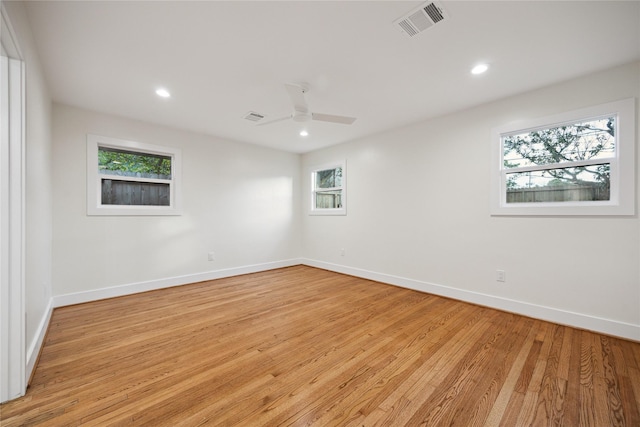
<box><xmin>503</xmin><ymin>117</ymin><xmax>615</xmax><ymax>203</ymax></box>
<box><xmin>491</xmin><ymin>98</ymin><xmax>635</xmax><ymax>216</ymax></box>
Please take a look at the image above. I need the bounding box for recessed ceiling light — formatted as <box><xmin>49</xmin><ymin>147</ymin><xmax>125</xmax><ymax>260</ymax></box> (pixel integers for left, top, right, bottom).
<box><xmin>471</xmin><ymin>64</ymin><xmax>489</xmax><ymax>75</ymax></box>
<box><xmin>155</xmin><ymin>88</ymin><xmax>171</xmax><ymax>98</ymax></box>
<box><xmin>299</xmin><ymin>130</ymin><xmax>309</xmax><ymax>137</ymax></box>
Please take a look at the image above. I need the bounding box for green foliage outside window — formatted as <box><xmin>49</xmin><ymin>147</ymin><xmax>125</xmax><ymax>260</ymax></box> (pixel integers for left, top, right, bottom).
<box><xmin>316</xmin><ymin>167</ymin><xmax>342</xmax><ymax>188</ymax></box>
<box><xmin>503</xmin><ymin>118</ymin><xmax>614</xmax><ymax>194</ymax></box>
<box><xmin>99</xmin><ymin>147</ymin><xmax>172</xmax><ymax>179</ymax></box>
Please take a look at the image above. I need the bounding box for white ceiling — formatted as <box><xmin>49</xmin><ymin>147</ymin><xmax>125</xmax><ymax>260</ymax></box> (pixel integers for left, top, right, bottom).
<box><xmin>23</xmin><ymin>1</ymin><xmax>640</xmax><ymax>153</ymax></box>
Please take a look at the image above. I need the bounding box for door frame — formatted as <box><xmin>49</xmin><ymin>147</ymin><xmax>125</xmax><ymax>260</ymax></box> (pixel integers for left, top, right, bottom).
<box><xmin>1</xmin><ymin>3</ymin><xmax>26</xmax><ymax>403</ymax></box>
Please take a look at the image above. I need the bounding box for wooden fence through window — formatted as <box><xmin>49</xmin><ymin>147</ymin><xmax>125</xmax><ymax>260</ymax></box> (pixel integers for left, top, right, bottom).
<box><xmin>101</xmin><ymin>179</ymin><xmax>170</xmax><ymax>206</ymax></box>
<box><xmin>507</xmin><ymin>185</ymin><xmax>609</xmax><ymax>203</ymax></box>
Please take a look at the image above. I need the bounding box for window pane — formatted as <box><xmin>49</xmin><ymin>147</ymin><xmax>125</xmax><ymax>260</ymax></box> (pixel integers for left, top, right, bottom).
<box><xmin>316</xmin><ymin>167</ymin><xmax>342</xmax><ymax>189</ymax></box>
<box><xmin>506</xmin><ymin>164</ymin><xmax>610</xmax><ymax>203</ymax></box>
<box><xmin>101</xmin><ymin>179</ymin><xmax>170</xmax><ymax>206</ymax></box>
<box><xmin>503</xmin><ymin>117</ymin><xmax>615</xmax><ymax>168</ymax></box>
<box><xmin>315</xmin><ymin>190</ymin><xmax>342</xmax><ymax>208</ymax></box>
<box><xmin>99</xmin><ymin>147</ymin><xmax>172</xmax><ymax>179</ymax></box>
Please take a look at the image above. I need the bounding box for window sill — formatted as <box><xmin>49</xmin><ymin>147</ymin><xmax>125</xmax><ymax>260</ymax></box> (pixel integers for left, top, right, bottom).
<box><xmin>309</xmin><ymin>208</ymin><xmax>347</xmax><ymax>216</ymax></box>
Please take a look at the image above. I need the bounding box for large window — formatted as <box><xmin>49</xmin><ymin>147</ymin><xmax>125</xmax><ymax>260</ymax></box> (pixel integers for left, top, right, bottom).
<box><xmin>310</xmin><ymin>161</ymin><xmax>346</xmax><ymax>215</ymax></box>
<box><xmin>87</xmin><ymin>134</ymin><xmax>182</xmax><ymax>215</ymax></box>
<box><xmin>491</xmin><ymin>99</ymin><xmax>635</xmax><ymax>215</ymax></box>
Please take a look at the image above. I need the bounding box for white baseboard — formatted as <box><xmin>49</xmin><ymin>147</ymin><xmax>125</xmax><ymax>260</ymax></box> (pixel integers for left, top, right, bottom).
<box><xmin>43</xmin><ymin>257</ymin><xmax>638</xmax><ymax>349</ymax></box>
<box><xmin>26</xmin><ymin>298</ymin><xmax>54</xmax><ymax>384</ymax></box>
<box><xmin>301</xmin><ymin>259</ymin><xmax>640</xmax><ymax>342</ymax></box>
<box><xmin>52</xmin><ymin>258</ymin><xmax>303</xmax><ymax>308</ymax></box>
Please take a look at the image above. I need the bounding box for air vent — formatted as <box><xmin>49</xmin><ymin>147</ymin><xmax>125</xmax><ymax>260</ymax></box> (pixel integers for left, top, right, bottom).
<box><xmin>393</xmin><ymin>1</ymin><xmax>448</xmax><ymax>37</ymax></box>
<box><xmin>243</xmin><ymin>111</ymin><xmax>265</xmax><ymax>122</ymax></box>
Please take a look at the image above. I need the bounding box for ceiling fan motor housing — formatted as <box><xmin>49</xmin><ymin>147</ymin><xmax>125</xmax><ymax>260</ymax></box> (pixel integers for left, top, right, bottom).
<box><xmin>293</xmin><ymin>111</ymin><xmax>312</xmax><ymax>122</ymax></box>
<box><xmin>293</xmin><ymin>103</ymin><xmax>312</xmax><ymax>122</ymax></box>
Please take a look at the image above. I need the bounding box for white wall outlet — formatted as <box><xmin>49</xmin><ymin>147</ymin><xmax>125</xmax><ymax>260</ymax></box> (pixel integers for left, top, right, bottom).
<box><xmin>340</xmin><ymin>248</ymin><xmax>345</xmax><ymax>256</ymax></box>
<box><xmin>208</xmin><ymin>251</ymin><xmax>215</xmax><ymax>261</ymax></box>
<box><xmin>496</xmin><ymin>270</ymin><xmax>506</xmax><ymax>282</ymax></box>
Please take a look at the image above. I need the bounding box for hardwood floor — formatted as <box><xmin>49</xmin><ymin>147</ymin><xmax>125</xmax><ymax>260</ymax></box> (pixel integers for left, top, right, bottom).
<box><xmin>1</xmin><ymin>265</ymin><xmax>639</xmax><ymax>426</ymax></box>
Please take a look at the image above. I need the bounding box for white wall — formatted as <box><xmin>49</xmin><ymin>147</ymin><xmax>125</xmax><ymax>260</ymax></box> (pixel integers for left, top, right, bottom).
<box><xmin>302</xmin><ymin>61</ymin><xmax>640</xmax><ymax>340</ymax></box>
<box><xmin>52</xmin><ymin>105</ymin><xmax>301</xmax><ymax>300</ymax></box>
<box><xmin>3</xmin><ymin>1</ymin><xmax>54</xmax><ymax>372</ymax></box>
<box><xmin>6</xmin><ymin>1</ymin><xmax>636</xmax><ymax>398</ymax></box>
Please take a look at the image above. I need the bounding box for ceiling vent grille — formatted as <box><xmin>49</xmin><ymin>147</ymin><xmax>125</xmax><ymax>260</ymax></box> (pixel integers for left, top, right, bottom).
<box><xmin>394</xmin><ymin>1</ymin><xmax>448</xmax><ymax>37</ymax></box>
<box><xmin>243</xmin><ymin>111</ymin><xmax>265</xmax><ymax>122</ymax></box>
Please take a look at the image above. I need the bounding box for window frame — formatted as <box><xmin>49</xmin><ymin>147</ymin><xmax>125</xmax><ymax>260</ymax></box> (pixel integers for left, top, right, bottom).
<box><xmin>490</xmin><ymin>98</ymin><xmax>635</xmax><ymax>216</ymax></box>
<box><xmin>87</xmin><ymin>134</ymin><xmax>182</xmax><ymax>216</ymax></box>
<box><xmin>310</xmin><ymin>161</ymin><xmax>347</xmax><ymax>216</ymax></box>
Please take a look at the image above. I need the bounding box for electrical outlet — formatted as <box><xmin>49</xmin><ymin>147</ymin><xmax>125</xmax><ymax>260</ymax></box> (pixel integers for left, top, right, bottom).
<box><xmin>208</xmin><ymin>252</ymin><xmax>215</xmax><ymax>261</ymax></box>
<box><xmin>340</xmin><ymin>248</ymin><xmax>345</xmax><ymax>256</ymax></box>
<box><xmin>496</xmin><ymin>270</ymin><xmax>506</xmax><ymax>282</ymax></box>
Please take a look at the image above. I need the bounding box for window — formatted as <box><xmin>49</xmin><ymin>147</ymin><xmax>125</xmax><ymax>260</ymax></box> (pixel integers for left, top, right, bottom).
<box><xmin>87</xmin><ymin>134</ymin><xmax>182</xmax><ymax>215</ymax></box>
<box><xmin>310</xmin><ymin>161</ymin><xmax>346</xmax><ymax>215</ymax></box>
<box><xmin>491</xmin><ymin>98</ymin><xmax>635</xmax><ymax>215</ymax></box>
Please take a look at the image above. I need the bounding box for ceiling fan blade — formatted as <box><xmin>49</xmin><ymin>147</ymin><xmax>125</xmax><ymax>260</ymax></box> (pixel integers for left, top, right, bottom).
<box><xmin>256</xmin><ymin>115</ymin><xmax>291</xmax><ymax>126</ymax></box>
<box><xmin>284</xmin><ymin>83</ymin><xmax>308</xmax><ymax>110</ymax></box>
<box><xmin>312</xmin><ymin>113</ymin><xmax>357</xmax><ymax>125</ymax></box>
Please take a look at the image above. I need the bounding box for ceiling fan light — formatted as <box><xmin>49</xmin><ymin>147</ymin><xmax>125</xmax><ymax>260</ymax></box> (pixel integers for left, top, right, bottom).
<box><xmin>299</xmin><ymin>130</ymin><xmax>309</xmax><ymax>137</ymax></box>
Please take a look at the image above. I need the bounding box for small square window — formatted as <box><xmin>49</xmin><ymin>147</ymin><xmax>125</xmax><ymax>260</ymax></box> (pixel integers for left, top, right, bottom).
<box><xmin>310</xmin><ymin>162</ymin><xmax>346</xmax><ymax>215</ymax></box>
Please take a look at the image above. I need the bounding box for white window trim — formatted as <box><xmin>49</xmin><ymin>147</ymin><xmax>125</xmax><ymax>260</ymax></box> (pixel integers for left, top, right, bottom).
<box><xmin>87</xmin><ymin>134</ymin><xmax>182</xmax><ymax>216</ymax></box>
<box><xmin>490</xmin><ymin>98</ymin><xmax>635</xmax><ymax>216</ymax></box>
<box><xmin>310</xmin><ymin>160</ymin><xmax>346</xmax><ymax>216</ymax></box>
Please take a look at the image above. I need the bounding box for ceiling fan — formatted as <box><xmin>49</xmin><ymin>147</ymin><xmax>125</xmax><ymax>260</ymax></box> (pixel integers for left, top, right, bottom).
<box><xmin>258</xmin><ymin>83</ymin><xmax>356</xmax><ymax>127</ymax></box>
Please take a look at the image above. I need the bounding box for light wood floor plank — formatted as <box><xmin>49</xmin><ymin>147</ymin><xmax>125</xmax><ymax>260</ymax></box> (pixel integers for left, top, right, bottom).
<box><xmin>483</xmin><ymin>325</ymin><xmax>537</xmax><ymax>426</ymax></box>
<box><xmin>1</xmin><ymin>265</ymin><xmax>639</xmax><ymax>426</ymax></box>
